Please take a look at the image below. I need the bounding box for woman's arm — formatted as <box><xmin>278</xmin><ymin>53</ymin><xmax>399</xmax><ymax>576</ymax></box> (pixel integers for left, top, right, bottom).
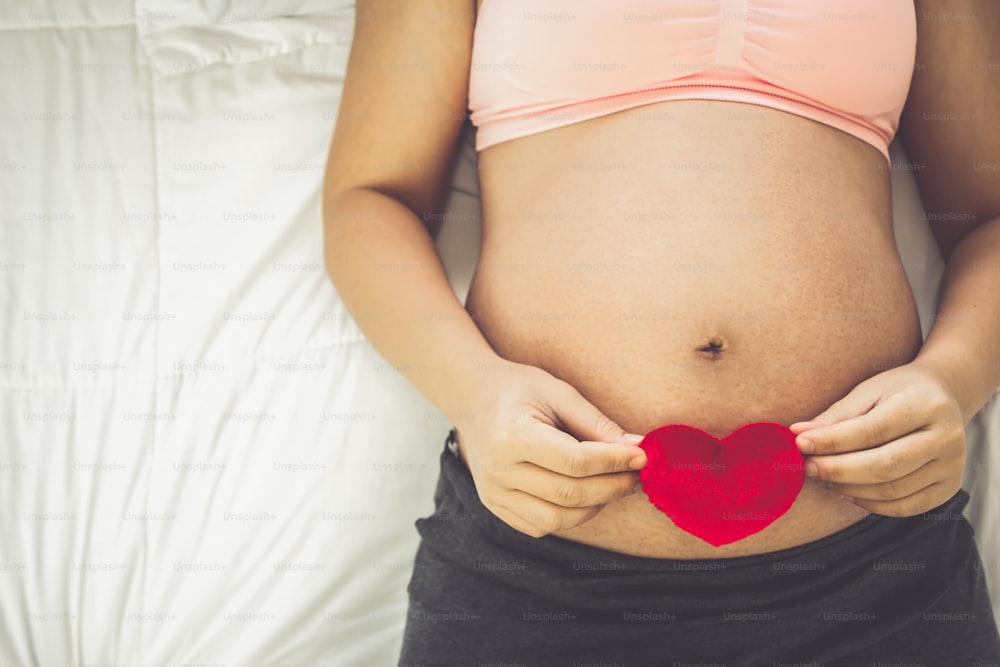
<box><xmin>323</xmin><ymin>0</ymin><xmax>646</xmax><ymax>537</ymax></box>
<box><xmin>789</xmin><ymin>0</ymin><xmax>1000</xmax><ymax>516</ymax></box>
<box><xmin>323</xmin><ymin>0</ymin><xmax>489</xmax><ymax>419</ymax></box>
<box><xmin>899</xmin><ymin>0</ymin><xmax>1000</xmax><ymax>422</ymax></box>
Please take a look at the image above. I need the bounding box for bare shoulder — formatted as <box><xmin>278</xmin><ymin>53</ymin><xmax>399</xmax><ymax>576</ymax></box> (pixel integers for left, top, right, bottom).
<box><xmin>324</xmin><ymin>0</ymin><xmax>476</xmax><ymax>222</ymax></box>
<box><xmin>899</xmin><ymin>0</ymin><xmax>1000</xmax><ymax>258</ymax></box>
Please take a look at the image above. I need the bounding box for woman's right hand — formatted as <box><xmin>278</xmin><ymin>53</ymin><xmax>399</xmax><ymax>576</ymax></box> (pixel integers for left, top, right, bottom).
<box><xmin>449</xmin><ymin>358</ymin><xmax>648</xmax><ymax>538</ymax></box>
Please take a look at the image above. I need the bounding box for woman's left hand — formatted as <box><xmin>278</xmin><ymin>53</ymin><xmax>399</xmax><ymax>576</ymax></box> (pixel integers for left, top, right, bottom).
<box><xmin>788</xmin><ymin>362</ymin><xmax>967</xmax><ymax>517</ymax></box>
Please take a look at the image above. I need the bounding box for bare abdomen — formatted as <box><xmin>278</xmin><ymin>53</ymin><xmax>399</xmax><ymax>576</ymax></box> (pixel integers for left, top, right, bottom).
<box><xmin>465</xmin><ymin>100</ymin><xmax>922</xmax><ymax>558</ymax></box>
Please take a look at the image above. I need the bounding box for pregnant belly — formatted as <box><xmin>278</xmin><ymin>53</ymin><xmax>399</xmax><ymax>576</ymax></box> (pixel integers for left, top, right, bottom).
<box><xmin>465</xmin><ymin>100</ymin><xmax>924</xmax><ymax>558</ymax></box>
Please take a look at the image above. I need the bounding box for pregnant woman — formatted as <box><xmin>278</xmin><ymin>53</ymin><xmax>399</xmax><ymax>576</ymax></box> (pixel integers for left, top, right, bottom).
<box><xmin>324</xmin><ymin>0</ymin><xmax>1000</xmax><ymax>664</ymax></box>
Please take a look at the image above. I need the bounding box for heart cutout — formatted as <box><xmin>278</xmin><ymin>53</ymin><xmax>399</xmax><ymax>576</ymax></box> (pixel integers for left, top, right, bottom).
<box><xmin>637</xmin><ymin>422</ymin><xmax>805</xmax><ymax>547</ymax></box>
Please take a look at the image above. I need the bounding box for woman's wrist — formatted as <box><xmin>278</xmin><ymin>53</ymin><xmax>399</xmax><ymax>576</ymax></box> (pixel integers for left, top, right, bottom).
<box><xmin>912</xmin><ymin>342</ymin><xmax>996</xmax><ymax>425</ymax></box>
<box><xmin>432</xmin><ymin>340</ymin><xmax>510</xmax><ymax>427</ymax></box>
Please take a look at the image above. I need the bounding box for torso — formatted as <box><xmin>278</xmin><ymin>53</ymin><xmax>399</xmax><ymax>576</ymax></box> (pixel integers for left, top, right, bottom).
<box><xmin>466</xmin><ymin>98</ymin><xmax>922</xmax><ymax>558</ymax></box>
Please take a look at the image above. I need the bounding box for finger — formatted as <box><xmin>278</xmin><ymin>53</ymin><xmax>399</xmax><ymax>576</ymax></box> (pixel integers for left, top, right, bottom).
<box><xmin>824</xmin><ymin>459</ymin><xmax>940</xmax><ymax>502</ymax></box>
<box><xmin>850</xmin><ymin>482</ymin><xmax>956</xmax><ymax>518</ymax></box>
<box><xmin>789</xmin><ymin>381</ymin><xmax>880</xmax><ymax>431</ymax></box>
<box><xmin>486</xmin><ymin>502</ymin><xmax>554</xmax><ymax>539</ymax></box>
<box><xmin>496</xmin><ymin>490</ymin><xmax>601</xmax><ymax>536</ymax></box>
<box><xmin>505</xmin><ymin>463</ymin><xmax>640</xmax><ymax>508</ymax></box>
<box><xmin>788</xmin><ymin>421</ymin><xmax>817</xmax><ymax>435</ymax></box>
<box><xmin>795</xmin><ymin>397</ymin><xmax>923</xmax><ymax>455</ymax></box>
<box><xmin>549</xmin><ymin>380</ymin><xmax>644</xmax><ymax>445</ymax></box>
<box><xmin>806</xmin><ymin>430</ymin><xmax>938</xmax><ymax>485</ymax></box>
<box><xmin>514</xmin><ymin>426</ymin><xmax>647</xmax><ymax>477</ymax></box>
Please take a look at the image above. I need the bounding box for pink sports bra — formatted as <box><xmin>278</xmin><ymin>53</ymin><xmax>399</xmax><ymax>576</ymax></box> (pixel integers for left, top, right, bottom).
<box><xmin>468</xmin><ymin>0</ymin><xmax>917</xmax><ymax>162</ymax></box>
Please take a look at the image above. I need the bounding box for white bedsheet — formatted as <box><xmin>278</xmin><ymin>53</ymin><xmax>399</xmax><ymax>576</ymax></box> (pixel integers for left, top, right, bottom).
<box><xmin>0</xmin><ymin>2</ymin><xmax>995</xmax><ymax>665</ymax></box>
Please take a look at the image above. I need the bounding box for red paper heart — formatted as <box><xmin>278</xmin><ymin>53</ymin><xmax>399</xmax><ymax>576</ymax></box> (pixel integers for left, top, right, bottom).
<box><xmin>638</xmin><ymin>422</ymin><xmax>805</xmax><ymax>547</ymax></box>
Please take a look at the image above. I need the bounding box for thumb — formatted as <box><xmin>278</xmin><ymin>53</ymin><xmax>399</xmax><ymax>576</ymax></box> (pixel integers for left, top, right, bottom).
<box><xmin>551</xmin><ymin>382</ymin><xmax>644</xmax><ymax>445</ymax></box>
<box><xmin>789</xmin><ymin>382</ymin><xmax>879</xmax><ymax>433</ymax></box>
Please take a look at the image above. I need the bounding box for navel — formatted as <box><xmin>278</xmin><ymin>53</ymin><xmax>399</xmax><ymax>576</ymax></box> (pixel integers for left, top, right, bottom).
<box><xmin>695</xmin><ymin>336</ymin><xmax>727</xmax><ymax>360</ymax></box>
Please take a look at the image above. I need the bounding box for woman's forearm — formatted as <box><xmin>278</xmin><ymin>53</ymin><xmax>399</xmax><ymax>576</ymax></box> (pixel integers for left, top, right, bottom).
<box><xmin>323</xmin><ymin>186</ymin><xmax>498</xmax><ymax>421</ymax></box>
<box><xmin>913</xmin><ymin>215</ymin><xmax>1000</xmax><ymax>423</ymax></box>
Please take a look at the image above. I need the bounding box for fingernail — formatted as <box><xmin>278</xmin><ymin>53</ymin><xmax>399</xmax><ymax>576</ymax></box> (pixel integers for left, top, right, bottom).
<box><xmin>622</xmin><ymin>433</ymin><xmax>644</xmax><ymax>444</ymax></box>
<box><xmin>797</xmin><ymin>438</ymin><xmax>814</xmax><ymax>454</ymax></box>
<box><xmin>840</xmin><ymin>493</ymin><xmax>856</xmax><ymax>504</ymax></box>
<box><xmin>805</xmin><ymin>460</ymin><xmax>819</xmax><ymax>477</ymax></box>
<box><xmin>628</xmin><ymin>455</ymin><xmax>646</xmax><ymax>470</ymax></box>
